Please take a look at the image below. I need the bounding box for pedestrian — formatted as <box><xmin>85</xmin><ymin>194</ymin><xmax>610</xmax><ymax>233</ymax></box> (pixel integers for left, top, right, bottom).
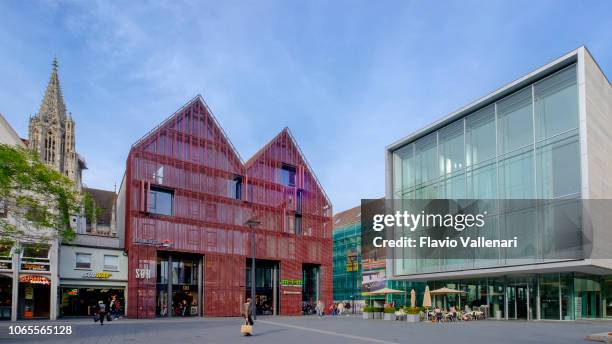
<box><xmin>113</xmin><ymin>298</ymin><xmax>121</xmax><ymax>319</ymax></box>
<box><xmin>241</xmin><ymin>298</ymin><xmax>254</xmax><ymax>335</ymax></box>
<box><xmin>315</xmin><ymin>300</ymin><xmax>324</xmax><ymax>318</ymax></box>
<box><xmin>109</xmin><ymin>295</ymin><xmax>116</xmax><ymax>319</ymax></box>
<box><xmin>181</xmin><ymin>299</ymin><xmax>188</xmax><ymax>316</ymax></box>
<box><xmin>97</xmin><ymin>300</ymin><xmax>107</xmax><ymax>326</ymax></box>
<box><xmin>337</xmin><ymin>301</ymin><xmax>344</xmax><ymax>316</ymax></box>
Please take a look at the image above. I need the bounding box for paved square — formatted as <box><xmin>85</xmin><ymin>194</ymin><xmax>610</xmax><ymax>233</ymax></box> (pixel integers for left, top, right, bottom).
<box><xmin>0</xmin><ymin>315</ymin><xmax>609</xmax><ymax>344</ymax></box>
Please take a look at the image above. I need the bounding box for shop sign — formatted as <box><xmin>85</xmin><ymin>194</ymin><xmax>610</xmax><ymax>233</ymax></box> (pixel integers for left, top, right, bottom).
<box><xmin>0</xmin><ymin>261</ymin><xmax>11</xmax><ymax>269</ymax></box>
<box><xmin>21</xmin><ymin>263</ymin><xmax>49</xmax><ymax>271</ymax></box>
<box><xmin>67</xmin><ymin>288</ymin><xmax>78</xmax><ymax>296</ymax></box>
<box><xmin>346</xmin><ymin>251</ymin><xmax>358</xmax><ymax>272</ymax></box>
<box><xmin>19</xmin><ymin>275</ymin><xmax>51</xmax><ymax>285</ymax></box>
<box><xmin>82</xmin><ymin>271</ymin><xmax>112</xmax><ymax>279</ymax></box>
<box><xmin>281</xmin><ymin>279</ymin><xmax>303</xmax><ymax>287</ymax></box>
<box><xmin>135</xmin><ymin>268</ymin><xmax>151</xmax><ymax>279</ymax></box>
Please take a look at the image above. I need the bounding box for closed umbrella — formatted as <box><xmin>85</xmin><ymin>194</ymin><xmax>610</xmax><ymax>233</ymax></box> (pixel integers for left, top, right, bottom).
<box><xmin>410</xmin><ymin>289</ymin><xmax>416</xmax><ymax>308</ymax></box>
<box><xmin>423</xmin><ymin>286</ymin><xmax>431</xmax><ymax>308</ymax></box>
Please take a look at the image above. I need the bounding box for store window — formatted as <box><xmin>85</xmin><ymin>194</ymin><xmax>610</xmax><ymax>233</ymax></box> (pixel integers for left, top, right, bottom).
<box><xmin>75</xmin><ymin>253</ymin><xmax>91</xmax><ymax>269</ymax></box>
<box><xmin>104</xmin><ymin>255</ymin><xmax>119</xmax><ymax>271</ymax></box>
<box><xmin>149</xmin><ymin>187</ymin><xmax>173</xmax><ymax>216</ymax></box>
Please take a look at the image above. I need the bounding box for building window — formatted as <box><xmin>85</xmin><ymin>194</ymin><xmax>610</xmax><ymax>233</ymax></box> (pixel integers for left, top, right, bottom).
<box><xmin>76</xmin><ymin>253</ymin><xmax>91</xmax><ymax>269</ymax></box>
<box><xmin>296</xmin><ymin>189</ymin><xmax>303</xmax><ymax>214</ymax></box>
<box><xmin>149</xmin><ymin>186</ymin><xmax>173</xmax><ymax>216</ymax></box>
<box><xmin>104</xmin><ymin>255</ymin><xmax>119</xmax><ymax>271</ymax></box>
<box><xmin>280</xmin><ymin>164</ymin><xmax>296</xmax><ymax>187</ymax></box>
<box><xmin>22</xmin><ymin>244</ymin><xmax>50</xmax><ymax>259</ymax></box>
<box><xmin>295</xmin><ymin>215</ymin><xmax>302</xmax><ymax>235</ymax></box>
<box><xmin>230</xmin><ymin>176</ymin><xmax>242</xmax><ymax>200</ymax></box>
<box><xmin>534</xmin><ymin>65</ymin><xmax>578</xmax><ymax>140</ymax></box>
<box><xmin>497</xmin><ymin>87</ymin><xmax>533</xmax><ymax>154</ymax></box>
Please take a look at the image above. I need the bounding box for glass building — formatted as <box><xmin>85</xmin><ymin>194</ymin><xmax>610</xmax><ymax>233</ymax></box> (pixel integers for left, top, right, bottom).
<box><xmin>385</xmin><ymin>47</ymin><xmax>612</xmax><ymax>320</ymax></box>
<box><xmin>333</xmin><ymin>206</ymin><xmax>363</xmax><ymax>304</ymax></box>
<box><xmin>333</xmin><ymin>205</ymin><xmax>425</xmax><ymax>309</ymax></box>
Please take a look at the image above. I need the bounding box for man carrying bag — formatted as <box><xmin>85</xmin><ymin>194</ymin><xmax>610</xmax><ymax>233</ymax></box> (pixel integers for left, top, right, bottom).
<box><xmin>240</xmin><ymin>298</ymin><xmax>254</xmax><ymax>336</ymax></box>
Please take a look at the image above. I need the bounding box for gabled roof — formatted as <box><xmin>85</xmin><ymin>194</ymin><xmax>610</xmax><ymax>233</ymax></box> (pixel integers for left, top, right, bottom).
<box><xmin>131</xmin><ymin>95</ymin><xmax>244</xmax><ymax>164</ymax></box>
<box><xmin>245</xmin><ymin>127</ymin><xmax>331</xmax><ymax>206</ymax></box>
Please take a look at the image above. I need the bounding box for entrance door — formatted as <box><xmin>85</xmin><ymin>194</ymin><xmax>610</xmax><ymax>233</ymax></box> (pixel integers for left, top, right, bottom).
<box><xmin>507</xmin><ymin>285</ymin><xmax>531</xmax><ymax>320</ymax></box>
<box><xmin>581</xmin><ymin>291</ymin><xmax>601</xmax><ymax>319</ymax></box>
<box><xmin>246</xmin><ymin>259</ymin><xmax>279</xmax><ymax>316</ymax></box>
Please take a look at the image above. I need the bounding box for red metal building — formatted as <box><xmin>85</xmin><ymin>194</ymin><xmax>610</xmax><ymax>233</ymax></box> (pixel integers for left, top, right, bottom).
<box><xmin>119</xmin><ymin>96</ymin><xmax>332</xmax><ymax>318</ymax></box>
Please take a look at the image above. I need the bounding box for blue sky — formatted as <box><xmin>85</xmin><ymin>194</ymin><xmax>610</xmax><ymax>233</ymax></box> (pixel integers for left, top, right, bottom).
<box><xmin>1</xmin><ymin>0</ymin><xmax>611</xmax><ymax>212</ymax></box>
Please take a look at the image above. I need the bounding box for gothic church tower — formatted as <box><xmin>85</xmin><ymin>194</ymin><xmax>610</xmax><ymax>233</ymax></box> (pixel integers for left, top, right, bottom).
<box><xmin>28</xmin><ymin>58</ymin><xmax>86</xmax><ymax>189</ymax></box>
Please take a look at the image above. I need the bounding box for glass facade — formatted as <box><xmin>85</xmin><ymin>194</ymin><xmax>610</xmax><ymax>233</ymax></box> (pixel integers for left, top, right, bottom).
<box><xmin>387</xmin><ymin>63</ymin><xmax>612</xmax><ymax>320</ymax></box>
<box><xmin>333</xmin><ymin>221</ymin><xmax>362</xmax><ymax>302</ymax></box>
<box><xmin>426</xmin><ymin>273</ymin><xmax>612</xmax><ymax>321</ymax></box>
<box><xmin>391</xmin><ymin>64</ymin><xmax>581</xmax><ymax>274</ymax></box>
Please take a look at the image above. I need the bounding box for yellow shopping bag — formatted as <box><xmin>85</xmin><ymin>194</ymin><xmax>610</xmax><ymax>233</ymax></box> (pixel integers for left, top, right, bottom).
<box><xmin>240</xmin><ymin>321</ymin><xmax>253</xmax><ymax>336</ymax></box>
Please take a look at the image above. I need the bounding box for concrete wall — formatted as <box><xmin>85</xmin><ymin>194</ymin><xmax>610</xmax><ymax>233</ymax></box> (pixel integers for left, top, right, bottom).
<box><xmin>579</xmin><ymin>48</ymin><xmax>612</xmax><ymax>260</ymax></box>
<box><xmin>115</xmin><ymin>174</ymin><xmax>126</xmax><ymax>248</ymax></box>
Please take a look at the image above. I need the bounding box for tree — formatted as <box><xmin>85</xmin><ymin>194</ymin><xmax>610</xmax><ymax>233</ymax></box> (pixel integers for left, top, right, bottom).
<box><xmin>0</xmin><ymin>143</ymin><xmax>81</xmax><ymax>245</ymax></box>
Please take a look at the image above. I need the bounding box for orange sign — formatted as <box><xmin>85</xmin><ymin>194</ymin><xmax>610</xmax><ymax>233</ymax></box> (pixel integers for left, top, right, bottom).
<box><xmin>19</xmin><ymin>275</ymin><xmax>51</xmax><ymax>285</ymax></box>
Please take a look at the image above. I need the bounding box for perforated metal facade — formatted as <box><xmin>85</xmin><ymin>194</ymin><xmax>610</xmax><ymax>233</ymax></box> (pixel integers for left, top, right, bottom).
<box><xmin>123</xmin><ymin>96</ymin><xmax>332</xmax><ymax>318</ymax></box>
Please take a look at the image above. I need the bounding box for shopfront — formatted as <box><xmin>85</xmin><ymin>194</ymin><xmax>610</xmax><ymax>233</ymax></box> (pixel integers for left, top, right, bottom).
<box><xmin>60</xmin><ymin>287</ymin><xmax>125</xmax><ymax>317</ymax></box>
<box><xmin>59</xmin><ymin>245</ymin><xmax>128</xmax><ymax>318</ymax></box>
<box><xmin>427</xmin><ymin>272</ymin><xmax>612</xmax><ymax>320</ymax></box>
<box><xmin>0</xmin><ymin>243</ymin><xmax>13</xmax><ymax>320</ymax></box>
<box><xmin>155</xmin><ymin>253</ymin><xmax>201</xmax><ymax>317</ymax></box>
<box><xmin>0</xmin><ymin>275</ymin><xmax>12</xmax><ymax>320</ymax></box>
<box><xmin>245</xmin><ymin>260</ymin><xmax>279</xmax><ymax>316</ymax></box>
<box><xmin>18</xmin><ymin>275</ymin><xmax>51</xmax><ymax>318</ymax></box>
<box><xmin>18</xmin><ymin>244</ymin><xmax>53</xmax><ymax>319</ymax></box>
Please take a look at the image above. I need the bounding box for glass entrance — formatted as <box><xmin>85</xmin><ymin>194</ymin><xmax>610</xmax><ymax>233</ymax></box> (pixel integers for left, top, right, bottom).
<box><xmin>246</xmin><ymin>259</ymin><xmax>278</xmax><ymax>316</ymax></box>
<box><xmin>156</xmin><ymin>253</ymin><xmax>201</xmax><ymax>317</ymax></box>
<box><xmin>507</xmin><ymin>285</ymin><xmax>533</xmax><ymax>320</ymax></box>
<box><xmin>580</xmin><ymin>291</ymin><xmax>601</xmax><ymax>319</ymax></box>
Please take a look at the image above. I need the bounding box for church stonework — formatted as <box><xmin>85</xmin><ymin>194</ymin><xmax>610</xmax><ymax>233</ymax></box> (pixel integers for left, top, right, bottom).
<box><xmin>28</xmin><ymin>58</ymin><xmax>85</xmax><ymax>189</ymax></box>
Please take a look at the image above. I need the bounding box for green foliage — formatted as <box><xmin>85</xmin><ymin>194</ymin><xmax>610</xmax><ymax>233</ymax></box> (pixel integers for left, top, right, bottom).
<box><xmin>383</xmin><ymin>307</ymin><xmax>397</xmax><ymax>313</ymax></box>
<box><xmin>82</xmin><ymin>191</ymin><xmax>101</xmax><ymax>224</ymax></box>
<box><xmin>363</xmin><ymin>306</ymin><xmax>383</xmax><ymax>313</ymax></box>
<box><xmin>404</xmin><ymin>306</ymin><xmax>422</xmax><ymax>315</ymax></box>
<box><xmin>0</xmin><ymin>144</ymin><xmax>80</xmax><ymax>243</ymax></box>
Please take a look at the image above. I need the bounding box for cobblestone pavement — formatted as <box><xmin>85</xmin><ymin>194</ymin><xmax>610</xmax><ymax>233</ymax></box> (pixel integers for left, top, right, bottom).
<box><xmin>0</xmin><ymin>315</ymin><xmax>610</xmax><ymax>344</ymax></box>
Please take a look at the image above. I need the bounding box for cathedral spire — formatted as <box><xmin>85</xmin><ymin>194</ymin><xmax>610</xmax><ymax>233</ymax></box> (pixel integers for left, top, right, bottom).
<box><xmin>38</xmin><ymin>57</ymin><xmax>67</xmax><ymax>120</ymax></box>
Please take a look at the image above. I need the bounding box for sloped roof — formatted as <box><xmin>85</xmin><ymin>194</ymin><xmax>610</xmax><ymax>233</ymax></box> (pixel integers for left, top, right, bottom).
<box><xmin>245</xmin><ymin>127</ymin><xmax>331</xmax><ymax>206</ymax></box>
<box><xmin>131</xmin><ymin>95</ymin><xmax>244</xmax><ymax>164</ymax></box>
<box><xmin>333</xmin><ymin>204</ymin><xmax>361</xmax><ymax>229</ymax></box>
<box><xmin>83</xmin><ymin>187</ymin><xmax>116</xmax><ymax>225</ymax></box>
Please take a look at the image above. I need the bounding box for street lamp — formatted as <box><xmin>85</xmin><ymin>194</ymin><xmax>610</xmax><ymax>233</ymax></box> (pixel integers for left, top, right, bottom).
<box><xmin>245</xmin><ymin>218</ymin><xmax>261</xmax><ymax>320</ymax></box>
